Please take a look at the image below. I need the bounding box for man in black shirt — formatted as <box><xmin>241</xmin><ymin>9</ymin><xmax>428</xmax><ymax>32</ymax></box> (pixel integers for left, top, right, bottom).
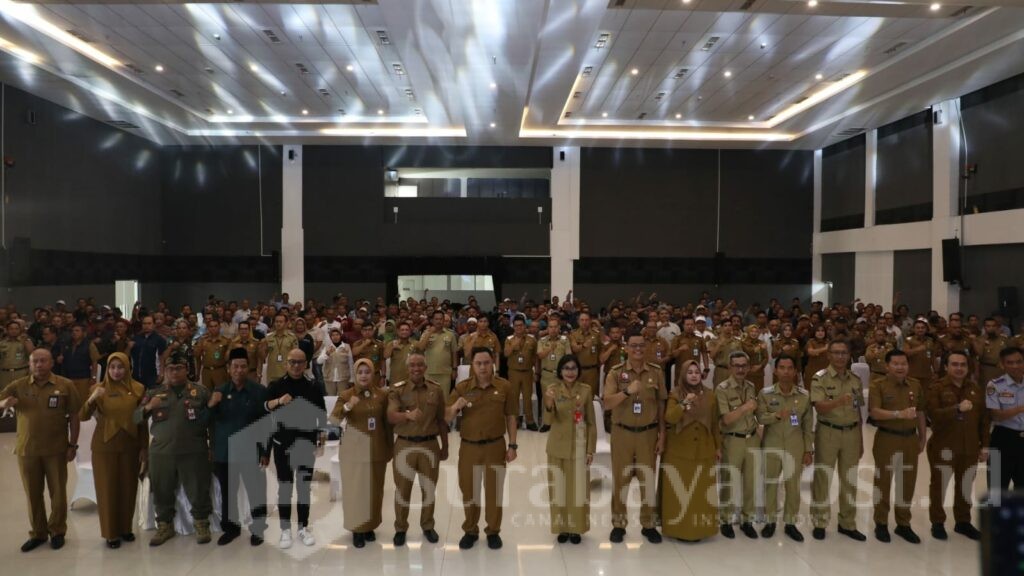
<box><xmin>264</xmin><ymin>348</ymin><xmax>327</xmax><ymax>550</ymax></box>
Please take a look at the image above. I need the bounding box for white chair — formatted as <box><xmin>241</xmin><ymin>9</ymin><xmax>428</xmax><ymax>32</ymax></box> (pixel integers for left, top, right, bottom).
<box><xmin>457</xmin><ymin>365</ymin><xmax>471</xmax><ymax>383</ymax></box>
<box><xmin>851</xmin><ymin>362</ymin><xmax>871</xmax><ymax>420</ymax></box>
<box><xmin>592</xmin><ymin>398</ymin><xmax>611</xmax><ymax>486</ymax></box>
<box><xmin>70</xmin><ymin>417</ymin><xmax>97</xmax><ymax>509</ymax></box>
<box><xmin>318</xmin><ymin>396</ymin><xmax>342</xmax><ymax>500</ymax></box>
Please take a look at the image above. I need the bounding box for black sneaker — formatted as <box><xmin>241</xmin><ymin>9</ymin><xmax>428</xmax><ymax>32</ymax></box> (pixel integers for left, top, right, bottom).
<box><xmin>875</xmin><ymin>525</ymin><xmax>891</xmax><ymax>543</ymax></box>
<box><xmin>931</xmin><ymin>523</ymin><xmax>948</xmax><ymax>540</ymax></box>
<box><xmin>423</xmin><ymin>529</ymin><xmax>440</xmax><ymax>543</ymax></box>
<box><xmin>21</xmin><ymin>538</ymin><xmax>46</xmax><ymax>552</ymax></box>
<box><xmin>120</xmin><ymin>533</ymin><xmax>136</xmax><ymax>543</ymax></box>
<box><xmin>539</xmin><ymin>425</ymin><xmax>551</xmax><ymax>433</ymax></box>
<box><xmin>641</xmin><ymin>528</ymin><xmax>662</xmax><ymax>543</ymax></box>
<box><xmin>838</xmin><ymin>527</ymin><xmax>866</xmax><ymax>541</ymax></box>
<box><xmin>954</xmin><ymin>522</ymin><xmax>981</xmax><ymax>540</ymax></box>
<box><xmin>365</xmin><ymin>530</ymin><xmax>376</xmax><ymax>542</ymax></box>
<box><xmin>557</xmin><ymin>533</ymin><xmax>569</xmax><ymax>544</ymax></box>
<box><xmin>784</xmin><ymin>525</ymin><xmax>804</xmax><ymax>542</ymax></box>
<box><xmin>106</xmin><ymin>539</ymin><xmax>121</xmax><ymax>549</ymax></box>
<box><xmin>50</xmin><ymin>535</ymin><xmax>65</xmax><ymax>550</ymax></box>
<box><xmin>894</xmin><ymin>525</ymin><xmax>920</xmax><ymax>544</ymax></box>
<box><xmin>353</xmin><ymin>532</ymin><xmax>366</xmax><ymax>549</ymax></box>
<box><xmin>458</xmin><ymin>533</ymin><xmax>478</xmax><ymax>550</ymax></box>
<box><xmin>609</xmin><ymin>527</ymin><xmax>625</xmax><ymax>543</ymax></box>
<box><xmin>217</xmin><ymin>530</ymin><xmax>240</xmax><ymax>546</ymax></box>
<box><xmin>526</xmin><ymin>423</ymin><xmax>539</xmax><ymax>432</ymax></box>
<box><xmin>739</xmin><ymin>523</ymin><xmax>758</xmax><ymax>539</ymax></box>
<box><xmin>250</xmin><ymin>534</ymin><xmax>264</xmax><ymax>546</ymax></box>
<box><xmin>569</xmin><ymin>534</ymin><xmax>582</xmax><ymax>545</ymax></box>
<box><xmin>720</xmin><ymin>524</ymin><xmax>735</xmax><ymax>539</ymax></box>
<box><xmin>487</xmin><ymin>534</ymin><xmax>502</xmax><ymax>550</ymax></box>
<box><xmin>393</xmin><ymin>532</ymin><xmax>406</xmax><ymax>547</ymax></box>
<box><xmin>761</xmin><ymin>523</ymin><xmax>776</xmax><ymax>538</ymax></box>
<box><xmin>812</xmin><ymin>528</ymin><xmax>825</xmax><ymax>540</ymax></box>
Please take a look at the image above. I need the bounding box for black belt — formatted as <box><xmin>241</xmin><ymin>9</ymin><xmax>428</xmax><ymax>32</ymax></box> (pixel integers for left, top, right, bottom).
<box><xmin>992</xmin><ymin>426</ymin><xmax>1024</xmax><ymax>439</ymax></box>
<box><xmin>2</xmin><ymin>367</ymin><xmax>27</xmax><ymax>372</ymax></box>
<box><xmin>877</xmin><ymin>426</ymin><xmax>917</xmax><ymax>437</ymax></box>
<box><xmin>398</xmin><ymin>435</ymin><xmax>438</xmax><ymax>443</ymax></box>
<box><xmin>616</xmin><ymin>422</ymin><xmax>659</xmax><ymax>433</ymax></box>
<box><xmin>724</xmin><ymin>431</ymin><xmax>757</xmax><ymax>439</ymax></box>
<box><xmin>580</xmin><ymin>364</ymin><xmax>598</xmax><ymax>370</ymax></box>
<box><xmin>461</xmin><ymin>436</ymin><xmax>503</xmax><ymax>445</ymax></box>
<box><xmin>818</xmin><ymin>420</ymin><xmax>859</xmax><ymax>431</ymax></box>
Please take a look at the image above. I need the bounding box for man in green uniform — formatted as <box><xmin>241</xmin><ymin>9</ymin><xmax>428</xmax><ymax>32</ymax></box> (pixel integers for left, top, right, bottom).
<box><xmin>416</xmin><ymin>311</ymin><xmax>457</xmax><ymax>402</ymax></box>
<box><xmin>868</xmin><ymin>349</ymin><xmax>927</xmax><ymax>544</ymax></box>
<box><xmin>0</xmin><ymin>320</ymin><xmax>34</xmax><ymax>391</ymax></box>
<box><xmin>259</xmin><ymin>313</ymin><xmax>298</xmax><ymax>383</ymax></box>
<box><xmin>810</xmin><ymin>340</ymin><xmax>867</xmax><ymax>541</ymax></box>
<box><xmin>134</xmin><ymin>350</ymin><xmax>213</xmax><ymax>546</ymax></box>
<box><xmin>756</xmin><ymin>355</ymin><xmax>813</xmax><ymax>541</ymax></box>
<box><xmin>716</xmin><ymin>351</ymin><xmax>760</xmax><ymax>539</ymax></box>
<box><xmin>0</xmin><ymin>349</ymin><xmax>80</xmax><ymax>552</ymax></box>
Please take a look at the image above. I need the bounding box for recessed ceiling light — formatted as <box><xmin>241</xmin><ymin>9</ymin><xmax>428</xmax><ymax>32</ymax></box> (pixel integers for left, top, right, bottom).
<box><xmin>154</xmin><ymin>64</ymin><xmax>163</xmax><ymax>72</ymax></box>
<box><xmin>748</xmin><ymin>115</ymin><xmax>755</xmax><ymax>120</ymax></box>
<box><xmin>280</xmin><ymin>90</ymin><xmax>287</xmax><ymax>96</ymax></box>
<box><xmin>346</xmin><ymin>64</ymin><xmax>354</xmax><ymax>71</ymax></box>
<box><xmin>227</xmin><ymin>109</ymin><xmax>234</xmax><ymax>115</ymax></box>
<box><xmin>815</xmin><ymin>73</ymin><xmax>824</xmax><ymax>80</ymax></box>
<box><xmin>601</xmin><ymin>112</ymin><xmax>608</xmax><ymax>118</ymax></box>
<box><xmin>724</xmin><ymin>70</ymin><xmax>732</xmax><ymax>78</ymax></box>
<box><xmin>249</xmin><ymin>64</ymin><xmax>258</xmax><ymax>72</ymax></box>
<box><xmin>760</xmin><ymin>42</ymin><xmax>767</xmax><ymax>49</ymax></box>
<box><xmin>302</xmin><ymin>109</ymin><xmax>309</xmax><ymax>115</ymax></box>
<box><xmin>675</xmin><ymin>113</ymin><xmax>682</xmax><ymax>119</ymax></box>
<box><xmin>489</xmin><ymin>82</ymin><xmax>497</xmax><ymax>89</ymax></box>
<box><xmin>377</xmin><ymin>109</ymin><xmax>384</xmax><ymax>115</ymax></box>
<box><xmin>213</xmin><ymin>33</ymin><xmax>221</xmax><ymax>41</ymax></box>
<box><xmin>808</xmin><ymin>0</ymin><xmax>818</xmax><ymax>6</ymax></box>
<box><xmin>930</xmin><ymin>3</ymin><xmax>940</xmax><ymax>11</ymax></box>
<box><xmin>682</xmin><ymin>0</ymin><xmax>691</xmax><ymax>4</ymax></box>
<box><xmin>630</xmin><ymin>68</ymin><xmax>639</xmax><ymax>75</ymax></box>
<box><xmin>489</xmin><ymin>122</ymin><xmax>496</xmax><ymax>128</ymax></box>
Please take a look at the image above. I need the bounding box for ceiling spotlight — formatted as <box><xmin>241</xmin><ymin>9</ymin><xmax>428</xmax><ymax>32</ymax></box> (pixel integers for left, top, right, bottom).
<box><xmin>226</xmin><ymin>109</ymin><xmax>234</xmax><ymax>115</ymax></box>
<box><xmin>760</xmin><ymin>42</ymin><xmax>767</xmax><ymax>49</ymax></box>
<box><xmin>630</xmin><ymin>68</ymin><xmax>639</xmax><ymax>75</ymax></box>
<box><xmin>930</xmin><ymin>2</ymin><xmax>940</xmax><ymax>10</ymax></box>
<box><xmin>601</xmin><ymin>112</ymin><xmax>608</xmax><ymax>118</ymax></box>
<box><xmin>489</xmin><ymin>82</ymin><xmax>497</xmax><ymax>89</ymax></box>
<box><xmin>302</xmin><ymin>109</ymin><xmax>309</xmax><ymax>115</ymax></box>
<box><xmin>724</xmin><ymin>70</ymin><xmax>732</xmax><ymax>78</ymax></box>
<box><xmin>682</xmin><ymin>0</ymin><xmax>691</xmax><ymax>4</ymax></box>
<box><xmin>213</xmin><ymin>33</ymin><xmax>221</xmax><ymax>41</ymax></box>
<box><xmin>154</xmin><ymin>64</ymin><xmax>164</xmax><ymax>72</ymax></box>
<box><xmin>815</xmin><ymin>73</ymin><xmax>824</xmax><ymax>80</ymax></box>
<box><xmin>808</xmin><ymin>0</ymin><xmax>818</xmax><ymax>6</ymax></box>
<box><xmin>280</xmin><ymin>90</ymin><xmax>287</xmax><ymax>96</ymax></box>
<box><xmin>489</xmin><ymin>122</ymin><xmax>496</xmax><ymax>128</ymax></box>
<box><xmin>377</xmin><ymin>109</ymin><xmax>384</xmax><ymax>115</ymax></box>
<box><xmin>249</xmin><ymin>64</ymin><xmax>258</xmax><ymax>72</ymax></box>
<box><xmin>675</xmin><ymin>113</ymin><xmax>682</xmax><ymax>119</ymax></box>
<box><xmin>346</xmin><ymin>64</ymin><xmax>354</xmax><ymax>71</ymax></box>
<box><xmin>748</xmin><ymin>115</ymin><xmax>755</xmax><ymax>120</ymax></box>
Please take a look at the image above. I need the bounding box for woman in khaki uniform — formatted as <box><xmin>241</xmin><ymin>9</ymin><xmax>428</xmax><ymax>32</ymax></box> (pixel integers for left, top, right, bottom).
<box><xmin>543</xmin><ymin>354</ymin><xmax>596</xmax><ymax>544</ymax></box>
<box><xmin>660</xmin><ymin>360</ymin><xmax>720</xmax><ymax>541</ymax></box>
<box><xmin>332</xmin><ymin>358</ymin><xmax>392</xmax><ymax>548</ymax></box>
<box><xmin>803</xmin><ymin>325</ymin><xmax>830</xmax><ymax>385</ymax></box>
<box><xmin>79</xmin><ymin>352</ymin><xmax>148</xmax><ymax>548</ymax></box>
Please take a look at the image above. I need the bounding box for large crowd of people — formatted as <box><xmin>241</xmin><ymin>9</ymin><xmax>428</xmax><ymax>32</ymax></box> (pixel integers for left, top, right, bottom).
<box><xmin>0</xmin><ymin>289</ymin><xmax>1021</xmax><ymax>554</ymax></box>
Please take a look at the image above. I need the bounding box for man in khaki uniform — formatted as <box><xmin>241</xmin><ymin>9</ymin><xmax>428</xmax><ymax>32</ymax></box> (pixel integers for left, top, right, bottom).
<box><xmin>259</xmin><ymin>313</ymin><xmax>298</xmax><ymax>383</ymax></box>
<box><xmin>417</xmin><ymin>311</ymin><xmax>457</xmax><ymax>402</ymax></box>
<box><xmin>641</xmin><ymin>320</ymin><xmax>671</xmax><ymax>369</ymax></box>
<box><xmin>388</xmin><ymin>351</ymin><xmax>448</xmax><ymax>547</ymax></box>
<box><xmin>904</xmin><ymin>320</ymin><xmax>939</xmax><ymax>390</ymax></box>
<box><xmin>602</xmin><ymin>330</ymin><xmax>665</xmax><ymax>544</ymax></box>
<box><xmin>0</xmin><ymin>349</ymin><xmax>81</xmax><ymax>552</ymax></box>
<box><xmin>865</xmin><ymin>328</ymin><xmax>894</xmax><ymax>378</ymax></box>
<box><xmin>671</xmin><ymin>318</ymin><xmax>710</xmax><ymax>388</ymax></box>
<box><xmin>537</xmin><ymin>315</ymin><xmax>571</xmax><ymax>431</ymax></box>
<box><xmin>352</xmin><ymin>323</ymin><xmax>384</xmax><ymax>387</ymax></box>
<box><xmin>810</xmin><ymin>340</ymin><xmax>867</xmax><ymax>541</ymax></box>
<box><xmin>756</xmin><ymin>355</ymin><xmax>813</xmax><ymax>541</ymax></box>
<box><xmin>0</xmin><ymin>320</ymin><xmax>34</xmax><ymax>391</ymax></box>
<box><xmin>926</xmin><ymin>351</ymin><xmax>988</xmax><ymax>541</ymax></box>
<box><xmin>975</xmin><ymin>317</ymin><xmax>1008</xmax><ymax>388</ymax></box>
<box><xmin>504</xmin><ymin>317</ymin><xmax>538</xmax><ymax>430</ymax></box>
<box><xmin>462</xmin><ymin>316</ymin><xmax>501</xmax><ymax>372</ymax></box>
<box><xmin>709</xmin><ymin>323</ymin><xmax>742</xmax><ymax>384</ymax></box>
<box><xmin>868</xmin><ymin>349</ymin><xmax>927</xmax><ymax>543</ymax></box>
<box><xmin>715</xmin><ymin>351</ymin><xmax>760</xmax><ymax>539</ymax></box>
<box><xmin>195</xmin><ymin>318</ymin><xmax>230</xmax><ymax>389</ymax></box>
<box><xmin>229</xmin><ymin>320</ymin><xmax>260</xmax><ymax>381</ymax></box>
<box><xmin>569</xmin><ymin>312</ymin><xmax>602</xmax><ymax>388</ymax></box>
<box><xmin>385</xmin><ymin>321</ymin><xmax>415</xmax><ymax>385</ymax></box>
<box><xmin>938</xmin><ymin>317</ymin><xmax>975</xmax><ymax>377</ymax></box>
<box><xmin>446</xmin><ymin>348</ymin><xmax>518</xmax><ymax>551</ymax></box>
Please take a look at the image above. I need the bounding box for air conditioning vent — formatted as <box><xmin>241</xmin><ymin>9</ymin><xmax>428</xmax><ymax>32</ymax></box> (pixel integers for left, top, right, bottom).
<box><xmin>595</xmin><ymin>33</ymin><xmax>610</xmax><ymax>49</ymax></box>
<box><xmin>884</xmin><ymin>41</ymin><xmax>908</xmax><ymax>55</ymax></box>
<box><xmin>65</xmin><ymin>29</ymin><xmax>94</xmax><ymax>43</ymax></box>
<box><xmin>582</xmin><ymin>66</ymin><xmax>593</xmax><ymax>76</ymax></box>
<box><xmin>701</xmin><ymin>36</ymin><xmax>720</xmax><ymax>51</ymax></box>
<box><xmin>376</xmin><ymin>30</ymin><xmax>391</xmax><ymax>45</ymax></box>
<box><xmin>654</xmin><ymin>92</ymin><xmax>665</xmax><ymax>101</ymax></box>
<box><xmin>573</xmin><ymin>91</ymin><xmax>582</xmax><ymax>99</ymax></box>
<box><xmin>295</xmin><ymin>63</ymin><xmax>310</xmax><ymax>74</ymax></box>
<box><xmin>673</xmin><ymin>68</ymin><xmax>689</xmax><ymax>79</ymax></box>
<box><xmin>404</xmin><ymin>88</ymin><xmax>415</xmax><ymax>101</ymax></box>
<box><xmin>203</xmin><ymin>66</ymin><xmax>215</xmax><ymax>74</ymax></box>
<box><xmin>637</xmin><ymin>112</ymin><xmax>647</xmax><ymax>120</ymax></box>
<box><xmin>169</xmin><ymin>89</ymin><xmax>185</xmax><ymax>98</ymax></box>
<box><xmin>261</xmin><ymin>29</ymin><xmax>281</xmax><ymax>43</ymax></box>
<box><xmin>317</xmin><ymin>88</ymin><xmax>331</xmax><ymax>97</ymax></box>
<box><xmin>392</xmin><ymin>63</ymin><xmax>405</xmax><ymax>75</ymax></box>
<box><xmin>106</xmin><ymin>120</ymin><xmax>140</xmax><ymax>129</ymax></box>
<box><xmin>564</xmin><ymin>111</ymin><xmax>573</xmax><ymax>119</ymax></box>
<box><xmin>835</xmin><ymin>127</ymin><xmax>865</xmax><ymax>137</ymax></box>
<box><xmin>123</xmin><ymin>63</ymin><xmax>145</xmax><ymax>75</ymax></box>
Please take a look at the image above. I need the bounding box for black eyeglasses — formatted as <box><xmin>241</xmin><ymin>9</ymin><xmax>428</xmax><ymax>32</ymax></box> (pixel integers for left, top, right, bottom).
<box><xmin>287</xmin><ymin>360</ymin><xmax>306</xmax><ymax>365</ymax></box>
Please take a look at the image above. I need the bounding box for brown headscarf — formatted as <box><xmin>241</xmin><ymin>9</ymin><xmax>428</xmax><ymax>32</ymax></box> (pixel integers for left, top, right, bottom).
<box><xmin>95</xmin><ymin>352</ymin><xmax>146</xmax><ymax>441</ymax></box>
<box><xmin>673</xmin><ymin>359</ymin><xmax>713</xmax><ymax>433</ymax></box>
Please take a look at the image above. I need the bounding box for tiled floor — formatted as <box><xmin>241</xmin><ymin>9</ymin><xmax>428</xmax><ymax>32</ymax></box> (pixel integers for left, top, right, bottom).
<box><xmin>0</xmin><ymin>426</ymin><xmax>984</xmax><ymax>576</ymax></box>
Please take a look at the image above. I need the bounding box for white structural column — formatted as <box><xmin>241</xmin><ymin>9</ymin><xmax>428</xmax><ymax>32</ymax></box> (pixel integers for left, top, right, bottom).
<box><xmin>281</xmin><ymin>145</ymin><xmax>304</xmax><ymax>304</ymax></box>
<box><xmin>549</xmin><ymin>147</ymin><xmax>581</xmax><ymax>298</ymax></box>
<box><xmin>810</xmin><ymin>150</ymin><xmax>827</xmax><ymax>304</ymax></box>
<box><xmin>864</xmin><ymin>129</ymin><xmax>878</xmax><ymax>228</ymax></box>
<box><xmin>931</xmin><ymin>99</ymin><xmax>962</xmax><ymax>315</ymax></box>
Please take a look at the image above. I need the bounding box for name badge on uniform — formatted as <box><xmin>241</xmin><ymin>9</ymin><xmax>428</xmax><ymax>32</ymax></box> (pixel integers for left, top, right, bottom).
<box><xmin>590</xmin><ymin>345</ymin><xmax>597</xmax><ymax>355</ymax></box>
<box><xmin>214</xmin><ymin>351</ymin><xmax>221</xmax><ymax>360</ymax></box>
<box><xmin>790</xmin><ymin>413</ymin><xmax>799</xmax><ymax>427</ymax></box>
<box><xmin>549</xmin><ymin>353</ymin><xmax>556</xmax><ymax>361</ymax></box>
<box><xmin>186</xmin><ymin>407</ymin><xmax>196</xmax><ymax>421</ymax></box>
<box><xmin>656</xmin><ymin>351</ymin><xmax>662</xmax><ymax>358</ymax></box>
<box><xmin>633</xmin><ymin>401</ymin><xmax>642</xmax><ymax>415</ymax></box>
<box><xmin>693</xmin><ymin>348</ymin><xmax>699</xmax><ymax>357</ymax></box>
<box><xmin>368</xmin><ymin>417</ymin><xmax>376</xmax><ymax>431</ymax></box>
<box><xmin>48</xmin><ymin>395</ymin><xmax>59</xmax><ymax>409</ymax></box>
<box><xmin>277</xmin><ymin>354</ymin><xmax>283</xmax><ymax>362</ymax></box>
<box><xmin>517</xmin><ymin>355</ymin><xmax>524</xmax><ymax>363</ymax></box>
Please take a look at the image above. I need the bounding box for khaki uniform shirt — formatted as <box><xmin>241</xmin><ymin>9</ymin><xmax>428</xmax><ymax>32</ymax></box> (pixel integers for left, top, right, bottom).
<box><xmin>538</xmin><ymin>334</ymin><xmax>572</xmax><ymax>374</ymax></box>
<box><xmin>757</xmin><ymin>384</ymin><xmax>813</xmax><ymax>450</ymax></box>
<box><xmin>505</xmin><ymin>334</ymin><xmax>538</xmax><ymax>371</ymax></box>
<box><xmin>927</xmin><ymin>376</ymin><xmax>990</xmax><ymax>455</ymax></box>
<box><xmin>809</xmin><ymin>365</ymin><xmax>864</xmax><ymax>427</ymax></box>
<box><xmin>715</xmin><ymin>376</ymin><xmax>758</xmax><ymax>434</ymax></box>
<box><xmin>570</xmin><ymin>328</ymin><xmax>602</xmax><ymax>368</ymax></box>
<box><xmin>643</xmin><ymin>335</ymin><xmax>671</xmax><ymax>366</ymax></box>
<box><xmin>544</xmin><ymin>380</ymin><xmax>597</xmax><ymax>459</ymax></box>
<box><xmin>904</xmin><ymin>335</ymin><xmax>938</xmax><ymax>380</ymax></box>
<box><xmin>0</xmin><ymin>373</ymin><xmax>81</xmax><ymax>456</ymax></box>
<box><xmin>388</xmin><ymin>378</ymin><xmax>445</xmax><ymax>437</ymax></box>
<box><xmin>334</xmin><ymin>386</ymin><xmax>392</xmax><ymax>462</ymax></box>
<box><xmin>603</xmin><ymin>362</ymin><xmax>666</xmax><ymax>428</ymax></box>
<box><xmin>0</xmin><ymin>337</ymin><xmax>31</xmax><ymax>370</ymax></box>
<box><xmin>388</xmin><ymin>340</ymin><xmax>415</xmax><ymax>384</ymax></box>
<box><xmin>263</xmin><ymin>331</ymin><xmax>299</xmax><ymax>380</ymax></box>
<box><xmin>448</xmin><ymin>376</ymin><xmax>517</xmax><ymax>441</ymax></box>
<box><xmin>865</xmin><ymin>342</ymin><xmax>895</xmax><ymax>375</ymax></box>
<box><xmin>869</xmin><ymin>374</ymin><xmax>926</xmax><ymax>432</ymax></box>
<box><xmin>133</xmin><ymin>381</ymin><xmax>211</xmax><ymax>455</ymax></box>
<box><xmin>422</xmin><ymin>328</ymin><xmax>456</xmax><ymax>375</ymax></box>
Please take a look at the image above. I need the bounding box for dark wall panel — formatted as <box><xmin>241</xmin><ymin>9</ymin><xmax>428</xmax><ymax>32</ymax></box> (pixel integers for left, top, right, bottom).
<box><xmin>159</xmin><ymin>145</ymin><xmax>282</xmax><ymax>256</ymax></box>
<box><xmin>876</xmin><ymin>111</ymin><xmax>933</xmax><ymax>225</ymax></box>
<box><xmin>893</xmin><ymin>249</ymin><xmax>931</xmax><ymax>315</ymax></box>
<box><xmin>580</xmin><ymin>148</ymin><xmax>718</xmax><ymax>258</ymax></box>
<box><xmin>960</xmin><ymin>72</ymin><xmax>1024</xmax><ymax>214</ymax></box>
<box><xmin>719</xmin><ymin>150</ymin><xmax>813</xmax><ymax>258</ymax></box>
<box><xmin>821</xmin><ymin>135</ymin><xmax>866</xmax><ymax>232</ymax></box>
<box><xmin>959</xmin><ymin>243</ymin><xmax>1024</xmax><ymax>319</ymax></box>
<box><xmin>3</xmin><ymin>85</ymin><xmax>162</xmax><ymax>254</ymax></box>
<box><xmin>821</xmin><ymin>252</ymin><xmax>855</xmax><ymax>305</ymax></box>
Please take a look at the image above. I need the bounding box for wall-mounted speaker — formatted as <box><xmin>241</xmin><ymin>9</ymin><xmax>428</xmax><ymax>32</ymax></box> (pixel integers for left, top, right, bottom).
<box><xmin>941</xmin><ymin>238</ymin><xmax>962</xmax><ymax>284</ymax></box>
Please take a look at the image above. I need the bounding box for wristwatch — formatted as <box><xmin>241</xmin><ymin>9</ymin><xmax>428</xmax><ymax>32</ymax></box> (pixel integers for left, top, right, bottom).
<box><xmin>508</xmin><ymin>443</ymin><xmax>518</xmax><ymax>450</ymax></box>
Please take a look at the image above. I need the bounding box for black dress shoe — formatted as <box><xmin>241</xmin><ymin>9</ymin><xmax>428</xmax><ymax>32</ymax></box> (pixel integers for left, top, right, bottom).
<box><xmin>218</xmin><ymin>530</ymin><xmax>240</xmax><ymax>546</ymax></box>
<box><xmin>641</xmin><ymin>528</ymin><xmax>662</xmax><ymax>543</ymax></box>
<box><xmin>353</xmin><ymin>532</ymin><xmax>366</xmax><ymax>549</ymax></box>
<box><xmin>120</xmin><ymin>533</ymin><xmax>135</xmax><ymax>543</ymax></box>
<box><xmin>50</xmin><ymin>535</ymin><xmax>65</xmax><ymax>550</ymax></box>
<box><xmin>106</xmin><ymin>539</ymin><xmax>121</xmax><ymax>549</ymax></box>
<box><xmin>875</xmin><ymin>525</ymin><xmax>891</xmax><ymax>543</ymax></box>
<box><xmin>526</xmin><ymin>423</ymin><xmax>540</xmax><ymax>432</ymax></box>
<box><xmin>761</xmin><ymin>523</ymin><xmax>776</xmax><ymax>538</ymax></box>
<box><xmin>539</xmin><ymin>425</ymin><xmax>551</xmax><ymax>433</ymax></box>
<box><xmin>393</xmin><ymin>532</ymin><xmax>406</xmax><ymax>547</ymax></box>
<box><xmin>21</xmin><ymin>538</ymin><xmax>46</xmax><ymax>553</ymax></box>
<box><xmin>487</xmin><ymin>534</ymin><xmax>502</xmax><ymax>550</ymax></box>
<box><xmin>250</xmin><ymin>534</ymin><xmax>264</xmax><ymax>546</ymax></box>
<box><xmin>812</xmin><ymin>528</ymin><xmax>825</xmax><ymax>540</ymax></box>
<box><xmin>838</xmin><ymin>527</ymin><xmax>866</xmax><ymax>541</ymax></box>
<box><xmin>894</xmin><ymin>525</ymin><xmax>920</xmax><ymax>544</ymax></box>
<box><xmin>557</xmin><ymin>533</ymin><xmax>569</xmax><ymax>544</ymax></box>
<box><xmin>609</xmin><ymin>527</ymin><xmax>625</xmax><ymax>543</ymax></box>
<box><xmin>458</xmin><ymin>533</ymin><xmax>478</xmax><ymax>550</ymax></box>
<box><xmin>931</xmin><ymin>523</ymin><xmax>948</xmax><ymax>540</ymax></box>
<box><xmin>365</xmin><ymin>530</ymin><xmax>376</xmax><ymax>542</ymax></box>
<box><xmin>954</xmin><ymin>523</ymin><xmax>981</xmax><ymax>540</ymax></box>
<box><xmin>739</xmin><ymin>523</ymin><xmax>758</xmax><ymax>539</ymax></box>
<box><xmin>569</xmin><ymin>534</ymin><xmax>582</xmax><ymax>545</ymax></box>
<box><xmin>784</xmin><ymin>525</ymin><xmax>804</xmax><ymax>542</ymax></box>
<box><xmin>423</xmin><ymin>529</ymin><xmax>439</xmax><ymax>543</ymax></box>
<box><xmin>720</xmin><ymin>524</ymin><xmax>735</xmax><ymax>539</ymax></box>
